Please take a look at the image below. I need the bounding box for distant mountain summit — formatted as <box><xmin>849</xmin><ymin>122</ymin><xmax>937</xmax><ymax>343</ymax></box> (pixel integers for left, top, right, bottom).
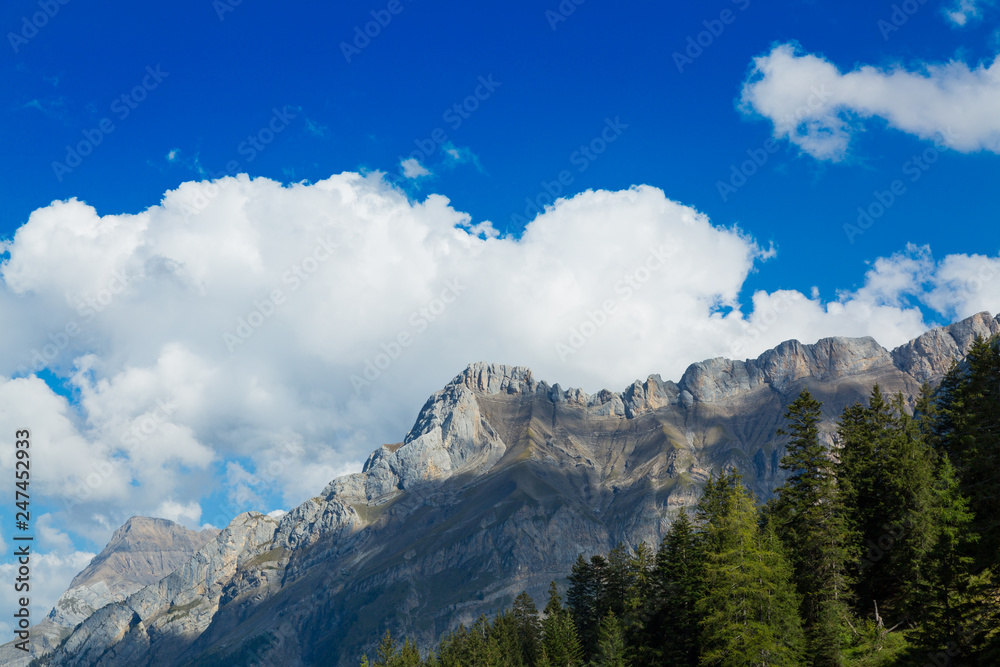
<box><xmin>34</xmin><ymin>312</ymin><xmax>1000</xmax><ymax>666</ymax></box>
<box><xmin>0</xmin><ymin>517</ymin><xmax>217</xmax><ymax>666</ymax></box>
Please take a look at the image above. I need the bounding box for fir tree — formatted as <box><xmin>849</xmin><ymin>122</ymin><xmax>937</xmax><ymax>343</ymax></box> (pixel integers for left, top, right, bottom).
<box><xmin>837</xmin><ymin>386</ymin><xmax>939</xmax><ymax>623</ymax></box>
<box><xmin>543</xmin><ymin>582</ymin><xmax>584</xmax><ymax>667</ymax></box>
<box><xmin>568</xmin><ymin>554</ymin><xmax>609</xmax><ymax>655</ymax></box>
<box><xmin>590</xmin><ymin>612</ymin><xmax>629</xmax><ymax>667</ymax></box>
<box><xmin>645</xmin><ymin>511</ymin><xmax>703</xmax><ymax>667</ymax></box>
<box><xmin>935</xmin><ymin>338</ymin><xmax>1000</xmax><ymax>571</ymax></box>
<box><xmin>697</xmin><ymin>475</ymin><xmax>804</xmax><ymax>666</ymax></box>
<box><xmin>912</xmin><ymin>455</ymin><xmax>978</xmax><ymax>654</ymax></box>
<box><xmin>773</xmin><ymin>388</ymin><xmax>850</xmax><ymax>666</ymax></box>
<box><xmin>511</xmin><ymin>591</ymin><xmax>542</xmax><ymax>666</ymax></box>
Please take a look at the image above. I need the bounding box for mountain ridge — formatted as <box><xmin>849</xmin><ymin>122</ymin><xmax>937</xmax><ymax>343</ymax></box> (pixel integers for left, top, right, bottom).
<box><xmin>32</xmin><ymin>311</ymin><xmax>1000</xmax><ymax>666</ymax></box>
<box><xmin>0</xmin><ymin>517</ymin><xmax>217</xmax><ymax>666</ymax></box>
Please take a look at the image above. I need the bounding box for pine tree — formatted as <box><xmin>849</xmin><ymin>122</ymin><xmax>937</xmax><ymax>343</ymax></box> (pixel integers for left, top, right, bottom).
<box><xmin>697</xmin><ymin>475</ymin><xmax>804</xmax><ymax>666</ymax></box>
<box><xmin>543</xmin><ymin>582</ymin><xmax>584</xmax><ymax>667</ymax></box>
<box><xmin>436</xmin><ymin>624</ymin><xmax>469</xmax><ymax>667</ymax></box>
<box><xmin>605</xmin><ymin>544</ymin><xmax>631</xmax><ymax>621</ymax></box>
<box><xmin>928</xmin><ymin>340</ymin><xmax>1000</xmax><ymax>660</ymax></box>
<box><xmin>644</xmin><ymin>511</ymin><xmax>703</xmax><ymax>667</ymax></box>
<box><xmin>837</xmin><ymin>386</ymin><xmax>939</xmax><ymax>623</ymax></box>
<box><xmin>935</xmin><ymin>338</ymin><xmax>1000</xmax><ymax>571</ymax></box>
<box><xmin>590</xmin><ymin>612</ymin><xmax>629</xmax><ymax>667</ymax></box>
<box><xmin>912</xmin><ymin>455</ymin><xmax>978</xmax><ymax>654</ymax></box>
<box><xmin>773</xmin><ymin>388</ymin><xmax>850</xmax><ymax>666</ymax></box>
<box><xmin>511</xmin><ymin>591</ymin><xmax>542</xmax><ymax>665</ymax></box>
<box><xmin>568</xmin><ymin>554</ymin><xmax>609</xmax><ymax>655</ymax></box>
<box><xmin>369</xmin><ymin>630</ymin><xmax>422</xmax><ymax>667</ymax></box>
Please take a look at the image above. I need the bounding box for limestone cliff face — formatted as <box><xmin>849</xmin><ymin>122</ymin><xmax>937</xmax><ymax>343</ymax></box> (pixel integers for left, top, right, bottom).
<box><xmin>51</xmin><ymin>512</ymin><xmax>277</xmax><ymax>666</ymax></box>
<box><xmin>891</xmin><ymin>310</ymin><xmax>1000</xmax><ymax>382</ymax></box>
<box><xmin>40</xmin><ymin>312</ymin><xmax>1000</xmax><ymax>667</ymax></box>
<box><xmin>0</xmin><ymin>517</ymin><xmax>217</xmax><ymax>667</ymax></box>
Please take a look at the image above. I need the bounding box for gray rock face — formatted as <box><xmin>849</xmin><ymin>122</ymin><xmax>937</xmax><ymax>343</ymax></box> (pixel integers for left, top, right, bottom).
<box><xmin>39</xmin><ymin>312</ymin><xmax>1000</xmax><ymax>666</ymax></box>
<box><xmin>50</xmin><ymin>512</ymin><xmax>277</xmax><ymax>666</ymax></box>
<box><xmin>891</xmin><ymin>310</ymin><xmax>1000</xmax><ymax>382</ymax></box>
<box><xmin>0</xmin><ymin>517</ymin><xmax>217</xmax><ymax>667</ymax></box>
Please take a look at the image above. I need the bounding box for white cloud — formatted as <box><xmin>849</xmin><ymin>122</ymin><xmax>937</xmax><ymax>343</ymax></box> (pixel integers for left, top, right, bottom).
<box><xmin>37</xmin><ymin>513</ymin><xmax>75</xmax><ymax>553</ymax></box>
<box><xmin>945</xmin><ymin>0</ymin><xmax>990</xmax><ymax>25</ymax></box>
<box><xmin>0</xmin><ymin>550</ymin><xmax>95</xmax><ymax>642</ymax></box>
<box><xmin>166</xmin><ymin>149</ymin><xmax>179</xmax><ymax>162</ymax></box>
<box><xmin>400</xmin><ymin>157</ymin><xmax>431</xmax><ymax>179</ymax></box>
<box><xmin>153</xmin><ymin>500</ymin><xmax>202</xmax><ymax>525</ymax></box>
<box><xmin>0</xmin><ymin>173</ymin><xmax>996</xmax><ymax>568</ymax></box>
<box><xmin>740</xmin><ymin>43</ymin><xmax>1000</xmax><ymax>160</ymax></box>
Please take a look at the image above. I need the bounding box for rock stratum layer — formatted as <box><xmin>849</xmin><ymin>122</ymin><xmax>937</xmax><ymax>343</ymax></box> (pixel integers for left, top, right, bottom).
<box><xmin>35</xmin><ymin>312</ymin><xmax>1000</xmax><ymax>666</ymax></box>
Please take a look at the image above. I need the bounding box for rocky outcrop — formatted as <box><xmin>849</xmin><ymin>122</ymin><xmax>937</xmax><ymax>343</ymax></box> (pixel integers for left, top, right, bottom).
<box><xmin>891</xmin><ymin>310</ymin><xmax>1000</xmax><ymax>382</ymax></box>
<box><xmin>50</xmin><ymin>512</ymin><xmax>276</xmax><ymax>666</ymax></box>
<box><xmin>38</xmin><ymin>312</ymin><xmax>999</xmax><ymax>666</ymax></box>
<box><xmin>0</xmin><ymin>517</ymin><xmax>217</xmax><ymax>666</ymax></box>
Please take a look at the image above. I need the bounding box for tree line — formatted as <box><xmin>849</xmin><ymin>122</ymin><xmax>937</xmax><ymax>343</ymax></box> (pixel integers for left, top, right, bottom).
<box><xmin>358</xmin><ymin>337</ymin><xmax>1000</xmax><ymax>666</ymax></box>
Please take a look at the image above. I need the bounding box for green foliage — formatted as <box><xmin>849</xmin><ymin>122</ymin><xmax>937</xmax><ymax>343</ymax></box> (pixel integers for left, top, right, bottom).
<box><xmin>841</xmin><ymin>618</ymin><xmax>912</xmax><ymax>666</ymax></box>
<box><xmin>643</xmin><ymin>510</ymin><xmax>703</xmax><ymax>667</ymax></box>
<box><xmin>697</xmin><ymin>474</ymin><xmax>804</xmax><ymax>666</ymax></box>
<box><xmin>542</xmin><ymin>582</ymin><xmax>584</xmax><ymax>667</ymax></box>
<box><xmin>590</xmin><ymin>612</ymin><xmax>629</xmax><ymax>667</ymax></box>
<box><xmin>365</xmin><ymin>630</ymin><xmax>422</xmax><ymax>667</ymax></box>
<box><xmin>837</xmin><ymin>386</ymin><xmax>939</xmax><ymax>625</ymax></box>
<box><xmin>356</xmin><ymin>347</ymin><xmax>1000</xmax><ymax>667</ymax></box>
<box><xmin>512</xmin><ymin>591</ymin><xmax>543</xmax><ymax>665</ymax></box>
<box><xmin>774</xmin><ymin>388</ymin><xmax>851</xmax><ymax>666</ymax></box>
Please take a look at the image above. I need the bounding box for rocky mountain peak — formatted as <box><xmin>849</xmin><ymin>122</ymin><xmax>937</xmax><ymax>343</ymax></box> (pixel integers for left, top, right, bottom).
<box><xmin>0</xmin><ymin>517</ymin><xmax>218</xmax><ymax>666</ymax></box>
<box><xmin>455</xmin><ymin>361</ymin><xmax>539</xmax><ymax>395</ymax></box>
<box><xmin>890</xmin><ymin>311</ymin><xmax>1000</xmax><ymax>383</ymax></box>
<box><xmin>68</xmin><ymin>516</ymin><xmax>219</xmax><ymax>592</ymax></box>
<box><xmin>677</xmin><ymin>336</ymin><xmax>894</xmax><ymax>404</ymax></box>
<box><xmin>34</xmin><ymin>311</ymin><xmax>1000</xmax><ymax>667</ymax></box>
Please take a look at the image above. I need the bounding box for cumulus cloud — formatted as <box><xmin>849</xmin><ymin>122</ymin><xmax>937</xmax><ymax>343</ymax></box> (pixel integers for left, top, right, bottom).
<box><xmin>153</xmin><ymin>500</ymin><xmax>202</xmax><ymax>525</ymax></box>
<box><xmin>740</xmin><ymin>43</ymin><xmax>1000</xmax><ymax>160</ymax></box>
<box><xmin>0</xmin><ymin>550</ymin><xmax>95</xmax><ymax>642</ymax></box>
<box><xmin>945</xmin><ymin>0</ymin><xmax>991</xmax><ymax>25</ymax></box>
<box><xmin>400</xmin><ymin>157</ymin><xmax>431</xmax><ymax>179</ymax></box>
<box><xmin>0</xmin><ymin>173</ymin><xmax>995</xmax><ymax>569</ymax></box>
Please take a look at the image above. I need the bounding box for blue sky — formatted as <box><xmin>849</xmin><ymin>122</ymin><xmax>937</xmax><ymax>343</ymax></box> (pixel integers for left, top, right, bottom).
<box><xmin>3</xmin><ymin>0</ymin><xmax>998</xmax><ymax>300</ymax></box>
<box><xmin>1</xmin><ymin>0</ymin><xmax>999</xmax><ymax>639</ymax></box>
